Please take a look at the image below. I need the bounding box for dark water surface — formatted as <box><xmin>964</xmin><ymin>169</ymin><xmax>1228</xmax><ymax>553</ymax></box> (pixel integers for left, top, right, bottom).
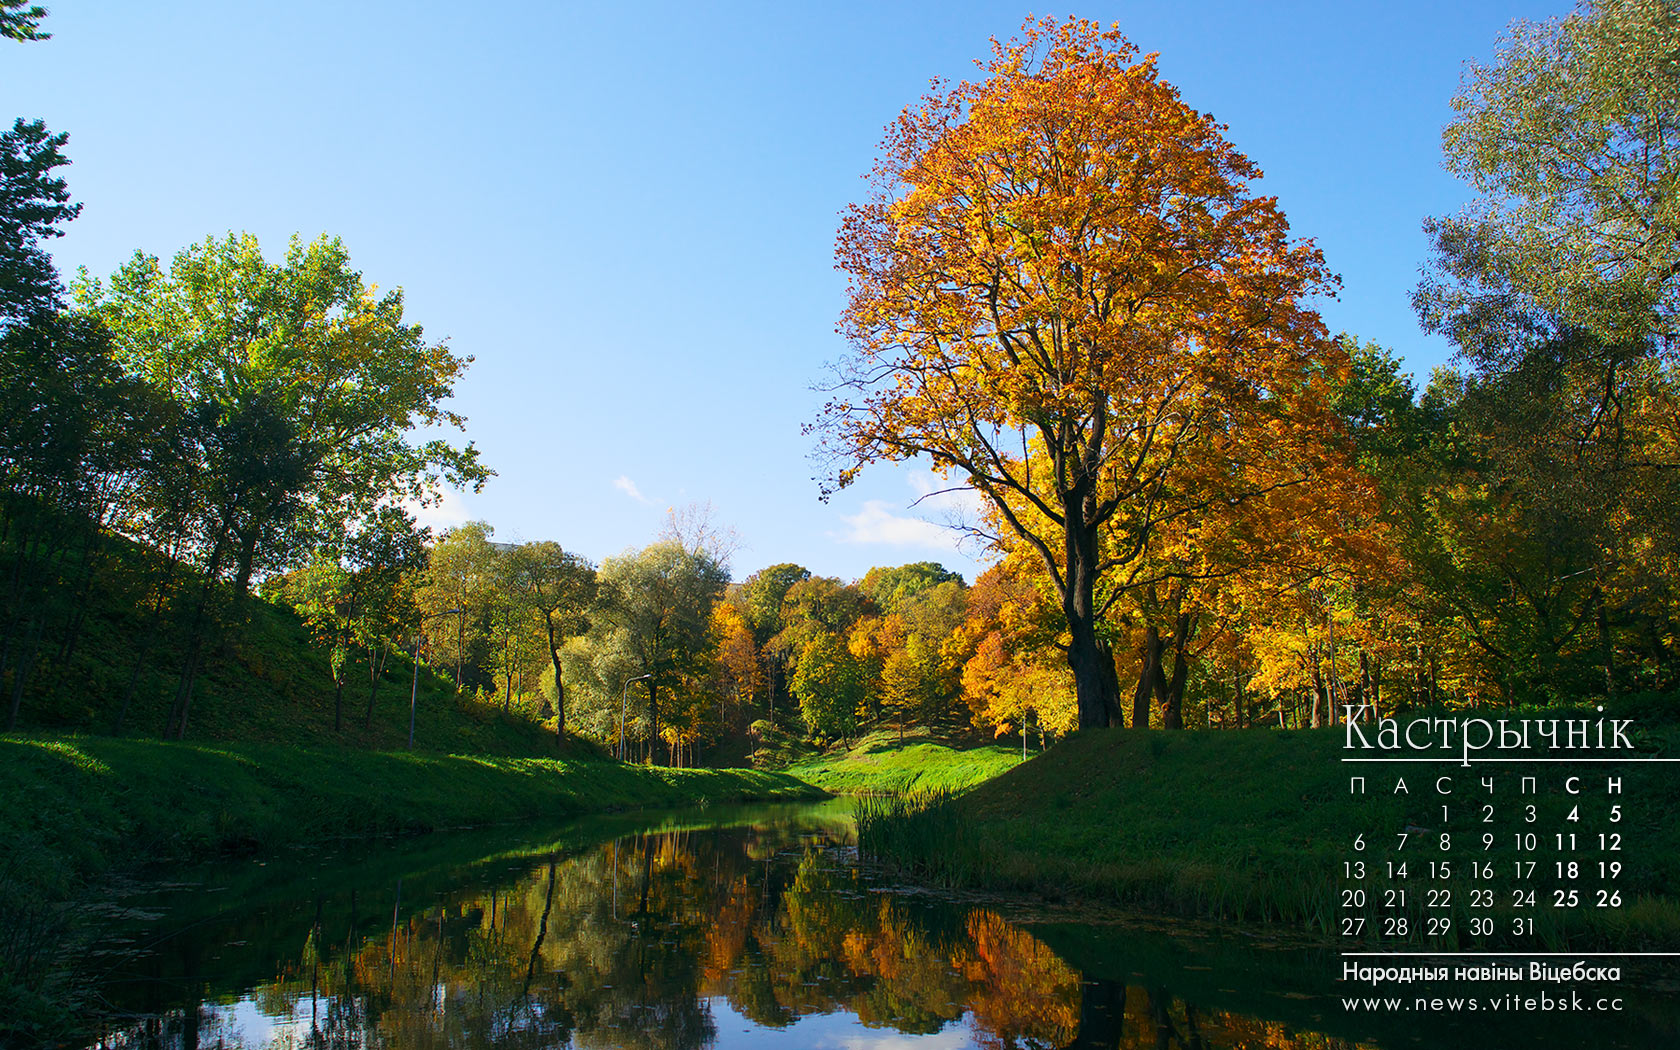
<box><xmin>81</xmin><ymin>801</ymin><xmax>1680</xmax><ymax>1049</ymax></box>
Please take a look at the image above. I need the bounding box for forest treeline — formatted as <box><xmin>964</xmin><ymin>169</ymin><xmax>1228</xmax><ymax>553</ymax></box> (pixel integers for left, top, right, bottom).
<box><xmin>3</xmin><ymin>2</ymin><xmax>1677</xmax><ymax>763</ymax></box>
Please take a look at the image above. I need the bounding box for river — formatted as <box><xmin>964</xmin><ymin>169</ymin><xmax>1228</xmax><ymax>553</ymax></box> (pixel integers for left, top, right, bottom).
<box><xmin>78</xmin><ymin>800</ymin><xmax>1679</xmax><ymax>1049</ymax></box>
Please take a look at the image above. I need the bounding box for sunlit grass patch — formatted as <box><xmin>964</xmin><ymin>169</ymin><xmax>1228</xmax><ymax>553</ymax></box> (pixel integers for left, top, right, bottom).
<box><xmin>19</xmin><ymin>738</ymin><xmax>110</xmax><ymax>776</ymax></box>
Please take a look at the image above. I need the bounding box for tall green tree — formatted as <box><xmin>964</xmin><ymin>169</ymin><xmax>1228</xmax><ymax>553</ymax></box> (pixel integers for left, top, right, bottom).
<box><xmin>587</xmin><ymin>541</ymin><xmax>728</xmax><ymax>763</ymax></box>
<box><xmin>1416</xmin><ymin>0</ymin><xmax>1680</xmax><ymax>701</ymax></box>
<box><xmin>416</xmin><ymin>521</ymin><xmax>499</xmax><ymax>695</ymax></box>
<box><xmin>75</xmin><ymin>233</ymin><xmax>490</xmax><ymax>601</ymax></box>
<box><xmin>0</xmin><ymin>117</ymin><xmax>78</xmax><ymax>326</ymax></box>
<box><xmin>512</xmin><ymin>541</ymin><xmax>597</xmax><ymax>740</ymax></box>
<box><xmin>790</xmin><ymin>630</ymin><xmax>864</xmax><ymax>741</ymax></box>
<box><xmin>1420</xmin><ymin>0</ymin><xmax>1680</xmax><ymax>354</ymax></box>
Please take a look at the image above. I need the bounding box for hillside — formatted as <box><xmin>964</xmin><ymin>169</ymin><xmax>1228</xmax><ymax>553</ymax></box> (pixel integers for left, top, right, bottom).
<box><xmin>3</xmin><ymin>527</ymin><xmax>561</xmax><ymax>755</ymax></box>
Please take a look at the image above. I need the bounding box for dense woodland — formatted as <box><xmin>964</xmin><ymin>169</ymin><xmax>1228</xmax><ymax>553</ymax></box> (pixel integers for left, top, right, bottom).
<box><xmin>2</xmin><ymin>2</ymin><xmax>1678</xmax><ymax>764</ymax></box>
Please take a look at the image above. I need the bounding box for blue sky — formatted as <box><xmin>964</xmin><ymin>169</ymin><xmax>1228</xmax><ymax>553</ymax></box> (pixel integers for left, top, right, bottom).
<box><xmin>3</xmin><ymin>1</ymin><xmax>1569</xmax><ymax>583</ymax></box>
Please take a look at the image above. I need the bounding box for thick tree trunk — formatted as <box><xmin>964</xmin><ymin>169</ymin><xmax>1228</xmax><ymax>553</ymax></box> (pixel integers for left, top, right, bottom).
<box><xmin>1154</xmin><ymin>611</ymin><xmax>1192</xmax><ymax>730</ymax></box>
<box><xmin>1061</xmin><ymin>495</ymin><xmax>1123</xmax><ymax>729</ymax></box>
<box><xmin>1131</xmin><ymin>626</ymin><xmax>1160</xmax><ymax>729</ymax></box>
<box><xmin>232</xmin><ymin>527</ymin><xmax>260</xmax><ymax>603</ymax></box>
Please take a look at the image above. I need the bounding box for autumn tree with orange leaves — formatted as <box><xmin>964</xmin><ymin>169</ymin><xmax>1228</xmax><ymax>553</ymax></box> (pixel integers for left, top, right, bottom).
<box><xmin>815</xmin><ymin>17</ymin><xmax>1342</xmax><ymax>729</ymax></box>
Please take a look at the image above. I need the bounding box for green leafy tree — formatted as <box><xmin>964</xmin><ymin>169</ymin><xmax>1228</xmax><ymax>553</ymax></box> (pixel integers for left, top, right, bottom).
<box><xmin>415</xmin><ymin>521</ymin><xmax>498</xmax><ymax>695</ymax></box>
<box><xmin>0</xmin><ymin>2</ymin><xmax>48</xmax><ymax>42</ymax></box>
<box><xmin>580</xmin><ymin>541</ymin><xmax>728</xmax><ymax>763</ymax></box>
<box><xmin>734</xmin><ymin>563</ymin><xmax>811</xmax><ymax>644</ymax></box>
<box><xmin>0</xmin><ymin>118</ymin><xmax>79</xmax><ymax>325</ymax></box>
<box><xmin>770</xmin><ymin>577</ymin><xmax>875</xmax><ymax>734</ymax></box>
<box><xmin>1415</xmin><ymin>0</ymin><xmax>1680</xmax><ymax>702</ymax></box>
<box><xmin>858</xmin><ymin>562</ymin><xmax>963</xmax><ymax>615</ymax></box>
<box><xmin>728</xmin><ymin>562</ymin><xmax>811</xmax><ymax>724</ymax></box>
<box><xmin>75</xmin><ymin>233</ymin><xmax>489</xmax><ymax>600</ymax></box>
<box><xmin>511</xmin><ymin>540</ymin><xmax>597</xmax><ymax>739</ymax></box>
<box><xmin>1420</xmin><ymin>0</ymin><xmax>1680</xmax><ymax>353</ymax></box>
<box><xmin>0</xmin><ymin>314</ymin><xmax>170</xmax><ymax>729</ymax></box>
<box><xmin>791</xmin><ymin>630</ymin><xmax>864</xmax><ymax>741</ymax></box>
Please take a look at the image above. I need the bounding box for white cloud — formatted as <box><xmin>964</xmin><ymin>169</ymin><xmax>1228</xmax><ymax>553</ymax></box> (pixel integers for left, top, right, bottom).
<box><xmin>837</xmin><ymin>500</ymin><xmax>961</xmax><ymax>549</ymax></box>
<box><xmin>404</xmin><ymin>488</ymin><xmax>472</xmax><ymax>532</ymax></box>
<box><xmin>833</xmin><ymin>470</ymin><xmax>989</xmax><ymax>551</ymax></box>
<box><xmin>613</xmin><ymin>475</ymin><xmax>653</xmax><ymax>505</ymax></box>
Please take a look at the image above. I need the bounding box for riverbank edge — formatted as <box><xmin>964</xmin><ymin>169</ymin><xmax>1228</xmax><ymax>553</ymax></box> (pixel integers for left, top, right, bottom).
<box><xmin>0</xmin><ymin>734</ymin><xmax>826</xmax><ymax>895</ymax></box>
<box><xmin>778</xmin><ymin>732</ymin><xmax>1025</xmax><ymax>795</ymax></box>
<box><xmin>855</xmin><ymin>726</ymin><xmax>1680</xmax><ymax>949</ymax></box>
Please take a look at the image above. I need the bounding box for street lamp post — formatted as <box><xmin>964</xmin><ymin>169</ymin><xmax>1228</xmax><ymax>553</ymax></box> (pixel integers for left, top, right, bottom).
<box><xmin>410</xmin><ymin>608</ymin><xmax>463</xmax><ymax>750</ymax></box>
<box><xmin>619</xmin><ymin>673</ymin><xmax>652</xmax><ymax>761</ymax></box>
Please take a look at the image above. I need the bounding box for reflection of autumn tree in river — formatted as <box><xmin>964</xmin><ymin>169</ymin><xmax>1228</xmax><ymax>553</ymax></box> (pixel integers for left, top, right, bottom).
<box><xmin>107</xmin><ymin>826</ymin><xmax>1370</xmax><ymax>1050</ymax></box>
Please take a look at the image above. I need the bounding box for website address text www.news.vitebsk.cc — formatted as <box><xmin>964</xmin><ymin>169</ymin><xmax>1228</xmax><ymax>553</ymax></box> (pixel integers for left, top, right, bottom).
<box><xmin>1342</xmin><ymin>990</ymin><xmax>1624</xmax><ymax>1013</ymax></box>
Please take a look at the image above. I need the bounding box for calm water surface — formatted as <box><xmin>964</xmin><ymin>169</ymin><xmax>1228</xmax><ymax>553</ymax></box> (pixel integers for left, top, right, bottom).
<box><xmin>83</xmin><ymin>801</ymin><xmax>1679</xmax><ymax>1049</ymax></box>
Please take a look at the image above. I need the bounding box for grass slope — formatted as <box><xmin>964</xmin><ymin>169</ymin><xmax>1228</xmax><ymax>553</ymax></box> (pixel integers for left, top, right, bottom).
<box><xmin>859</xmin><ymin>726</ymin><xmax>1680</xmax><ymax>947</ymax></box>
<box><xmin>6</xmin><ymin>527</ymin><xmax>563</xmax><ymax>755</ymax></box>
<box><xmin>782</xmin><ymin>728</ymin><xmax>1024</xmax><ymax>795</ymax></box>
<box><xmin>0</xmin><ymin>735</ymin><xmax>824</xmax><ymax>901</ymax></box>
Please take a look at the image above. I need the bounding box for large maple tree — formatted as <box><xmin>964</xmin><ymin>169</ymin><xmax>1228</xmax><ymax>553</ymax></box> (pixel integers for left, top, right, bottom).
<box><xmin>813</xmin><ymin>17</ymin><xmax>1342</xmax><ymax>729</ymax></box>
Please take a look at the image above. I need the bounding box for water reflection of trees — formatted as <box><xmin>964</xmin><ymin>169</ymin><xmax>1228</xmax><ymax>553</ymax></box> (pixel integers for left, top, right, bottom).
<box><xmin>94</xmin><ymin>827</ymin><xmax>1366</xmax><ymax>1050</ymax></box>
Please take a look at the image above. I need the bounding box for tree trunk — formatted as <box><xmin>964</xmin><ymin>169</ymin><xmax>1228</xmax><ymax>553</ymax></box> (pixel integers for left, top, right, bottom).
<box><xmin>1131</xmin><ymin>627</ymin><xmax>1159</xmax><ymax>729</ymax></box>
<box><xmin>363</xmin><ymin>642</ymin><xmax>391</xmax><ymax>731</ymax></box>
<box><xmin>501</xmin><ymin>628</ymin><xmax>513</xmax><ymax>713</ymax></box>
<box><xmin>5</xmin><ymin>616</ymin><xmax>43</xmax><ymax>731</ymax></box>
<box><xmin>545</xmin><ymin>615</ymin><xmax>565</xmax><ymax>739</ymax></box>
<box><xmin>1061</xmin><ymin>491</ymin><xmax>1123</xmax><ymax>729</ymax></box>
<box><xmin>1060</xmin><ymin>977</ymin><xmax>1127</xmax><ymax>1049</ymax></box>
<box><xmin>232</xmin><ymin>527</ymin><xmax>260</xmax><ymax>603</ymax></box>
<box><xmin>1308</xmin><ymin>661</ymin><xmax>1326</xmax><ymax>729</ymax></box>
<box><xmin>1154</xmin><ymin>611</ymin><xmax>1192</xmax><ymax>730</ymax></box>
<box><xmin>647</xmin><ymin>678</ymin><xmax>660</xmax><ymax>765</ymax></box>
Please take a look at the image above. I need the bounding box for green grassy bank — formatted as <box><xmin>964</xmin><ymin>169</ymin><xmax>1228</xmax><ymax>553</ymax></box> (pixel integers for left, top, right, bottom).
<box><xmin>0</xmin><ymin>734</ymin><xmax>824</xmax><ymax>892</ymax></box>
<box><xmin>858</xmin><ymin>725</ymin><xmax>1680</xmax><ymax>948</ymax></box>
<box><xmin>780</xmin><ymin>728</ymin><xmax>1024</xmax><ymax>795</ymax></box>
